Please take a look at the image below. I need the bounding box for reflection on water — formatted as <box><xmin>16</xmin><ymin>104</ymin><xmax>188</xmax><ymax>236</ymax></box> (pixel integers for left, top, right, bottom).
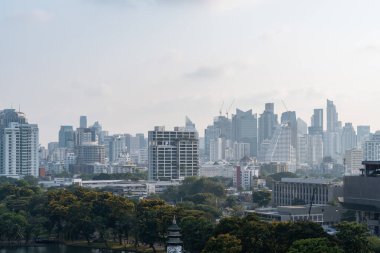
<box><xmin>0</xmin><ymin>244</ymin><xmax>133</xmax><ymax>253</ymax></box>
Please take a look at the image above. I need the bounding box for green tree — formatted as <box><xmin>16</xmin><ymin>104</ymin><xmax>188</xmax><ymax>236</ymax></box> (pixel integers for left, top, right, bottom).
<box><xmin>336</xmin><ymin>222</ymin><xmax>372</xmax><ymax>253</ymax></box>
<box><xmin>180</xmin><ymin>216</ymin><xmax>214</xmax><ymax>253</ymax></box>
<box><xmin>202</xmin><ymin>234</ymin><xmax>242</xmax><ymax>253</ymax></box>
<box><xmin>288</xmin><ymin>237</ymin><xmax>343</xmax><ymax>253</ymax></box>
<box><xmin>252</xmin><ymin>190</ymin><xmax>271</xmax><ymax>207</ymax></box>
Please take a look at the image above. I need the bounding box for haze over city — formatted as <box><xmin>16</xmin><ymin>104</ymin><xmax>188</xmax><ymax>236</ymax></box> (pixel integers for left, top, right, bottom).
<box><xmin>1</xmin><ymin>0</ymin><xmax>380</xmax><ymax>145</ymax></box>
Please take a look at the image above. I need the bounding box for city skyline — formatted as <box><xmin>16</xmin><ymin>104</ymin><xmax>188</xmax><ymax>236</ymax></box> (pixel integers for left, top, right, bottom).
<box><xmin>2</xmin><ymin>0</ymin><xmax>380</xmax><ymax>145</ymax></box>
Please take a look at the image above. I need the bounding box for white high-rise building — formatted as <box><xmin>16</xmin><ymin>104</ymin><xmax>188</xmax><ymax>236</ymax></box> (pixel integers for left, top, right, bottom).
<box><xmin>0</xmin><ymin>109</ymin><xmax>39</xmax><ymax>177</ymax></box>
<box><xmin>148</xmin><ymin>126</ymin><xmax>199</xmax><ymax>181</ymax></box>
<box><xmin>2</xmin><ymin>122</ymin><xmax>39</xmax><ymax>177</ymax></box>
<box><xmin>263</xmin><ymin>123</ymin><xmax>296</xmax><ymax>171</ymax></box>
<box><xmin>344</xmin><ymin>148</ymin><xmax>363</xmax><ymax>175</ymax></box>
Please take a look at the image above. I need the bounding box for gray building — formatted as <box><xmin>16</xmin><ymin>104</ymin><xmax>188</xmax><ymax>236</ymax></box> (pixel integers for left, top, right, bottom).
<box><xmin>357</xmin><ymin>125</ymin><xmax>371</xmax><ymax>148</ymax></box>
<box><xmin>59</xmin><ymin>125</ymin><xmax>74</xmax><ymax>149</ymax></box>
<box><xmin>273</xmin><ymin>178</ymin><xmax>342</xmax><ymax>206</ymax></box>
<box><xmin>204</xmin><ymin>115</ymin><xmax>231</xmax><ymax>159</ymax></box>
<box><xmin>341</xmin><ymin>123</ymin><xmax>357</xmax><ymax>155</ymax></box>
<box><xmin>148</xmin><ymin>126</ymin><xmax>199</xmax><ymax>181</ymax></box>
<box><xmin>308</xmin><ymin>109</ymin><xmax>323</xmax><ymax>135</ymax></box>
<box><xmin>80</xmin><ymin>115</ymin><xmax>87</xmax><ymax>128</ymax></box>
<box><xmin>232</xmin><ymin>109</ymin><xmax>258</xmax><ymax>157</ymax></box>
<box><xmin>258</xmin><ymin>103</ymin><xmax>278</xmax><ymax>149</ymax></box>
<box><xmin>343</xmin><ymin>161</ymin><xmax>380</xmax><ymax>236</ymax></box>
<box><xmin>76</xmin><ymin>142</ymin><xmax>105</xmax><ymax>165</ymax></box>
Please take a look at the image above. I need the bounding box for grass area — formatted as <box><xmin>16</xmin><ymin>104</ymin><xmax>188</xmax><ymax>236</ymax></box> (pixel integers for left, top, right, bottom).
<box><xmin>65</xmin><ymin>241</ymin><xmax>165</xmax><ymax>253</ymax></box>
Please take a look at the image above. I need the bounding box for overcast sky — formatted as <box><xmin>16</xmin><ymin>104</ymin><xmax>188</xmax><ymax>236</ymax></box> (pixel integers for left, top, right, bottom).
<box><xmin>1</xmin><ymin>0</ymin><xmax>380</xmax><ymax>145</ymax></box>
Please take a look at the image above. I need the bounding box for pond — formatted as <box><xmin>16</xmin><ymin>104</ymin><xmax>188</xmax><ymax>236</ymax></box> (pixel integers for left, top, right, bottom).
<box><xmin>0</xmin><ymin>244</ymin><xmax>134</xmax><ymax>253</ymax></box>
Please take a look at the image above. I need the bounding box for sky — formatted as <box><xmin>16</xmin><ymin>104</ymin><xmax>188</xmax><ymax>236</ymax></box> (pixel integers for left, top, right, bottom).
<box><xmin>1</xmin><ymin>0</ymin><xmax>380</xmax><ymax>145</ymax></box>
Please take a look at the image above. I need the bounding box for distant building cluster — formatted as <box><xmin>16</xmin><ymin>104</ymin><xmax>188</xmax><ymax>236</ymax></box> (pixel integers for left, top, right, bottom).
<box><xmin>40</xmin><ymin>115</ymin><xmax>148</xmax><ymax>176</ymax></box>
<box><xmin>202</xmin><ymin>100</ymin><xmax>372</xmax><ymax>175</ymax></box>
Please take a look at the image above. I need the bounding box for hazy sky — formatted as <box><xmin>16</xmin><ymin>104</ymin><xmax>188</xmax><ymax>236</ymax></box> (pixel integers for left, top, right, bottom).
<box><xmin>1</xmin><ymin>0</ymin><xmax>380</xmax><ymax>145</ymax></box>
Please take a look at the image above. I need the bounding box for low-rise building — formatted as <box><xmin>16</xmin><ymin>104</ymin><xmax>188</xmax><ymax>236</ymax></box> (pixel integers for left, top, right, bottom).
<box><xmin>273</xmin><ymin>178</ymin><xmax>342</xmax><ymax>206</ymax></box>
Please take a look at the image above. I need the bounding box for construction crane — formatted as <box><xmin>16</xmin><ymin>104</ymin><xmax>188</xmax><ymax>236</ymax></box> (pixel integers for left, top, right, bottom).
<box><xmin>281</xmin><ymin>100</ymin><xmax>288</xmax><ymax>112</ymax></box>
<box><xmin>226</xmin><ymin>99</ymin><xmax>235</xmax><ymax>119</ymax></box>
<box><xmin>219</xmin><ymin>101</ymin><xmax>224</xmax><ymax>116</ymax></box>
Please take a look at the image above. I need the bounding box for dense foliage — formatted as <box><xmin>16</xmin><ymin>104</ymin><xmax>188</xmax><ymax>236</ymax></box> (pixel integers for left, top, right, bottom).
<box><xmin>0</xmin><ymin>176</ymin><xmax>376</xmax><ymax>253</ymax></box>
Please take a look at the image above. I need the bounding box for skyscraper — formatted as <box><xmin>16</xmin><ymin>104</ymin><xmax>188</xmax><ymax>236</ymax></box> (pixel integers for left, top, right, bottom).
<box><xmin>148</xmin><ymin>126</ymin><xmax>199</xmax><ymax>181</ymax></box>
<box><xmin>263</xmin><ymin>123</ymin><xmax>296</xmax><ymax>171</ymax></box>
<box><xmin>308</xmin><ymin>109</ymin><xmax>323</xmax><ymax>135</ymax></box>
<box><xmin>324</xmin><ymin>100</ymin><xmax>341</xmax><ymax>161</ymax></box>
<box><xmin>281</xmin><ymin>111</ymin><xmax>297</xmax><ymax>152</ymax></box>
<box><xmin>341</xmin><ymin>123</ymin><xmax>357</xmax><ymax>155</ymax></box>
<box><xmin>357</xmin><ymin>125</ymin><xmax>371</xmax><ymax>148</ymax></box>
<box><xmin>58</xmin><ymin>126</ymin><xmax>74</xmax><ymax>149</ymax></box>
<box><xmin>326</xmin><ymin>100</ymin><xmax>339</xmax><ymax>132</ymax></box>
<box><xmin>231</xmin><ymin>109</ymin><xmax>258</xmax><ymax>156</ymax></box>
<box><xmin>204</xmin><ymin>115</ymin><xmax>231</xmax><ymax>160</ymax></box>
<box><xmin>0</xmin><ymin>109</ymin><xmax>39</xmax><ymax>177</ymax></box>
<box><xmin>80</xmin><ymin>115</ymin><xmax>87</xmax><ymax>128</ymax></box>
<box><xmin>258</xmin><ymin>103</ymin><xmax>278</xmax><ymax>150</ymax></box>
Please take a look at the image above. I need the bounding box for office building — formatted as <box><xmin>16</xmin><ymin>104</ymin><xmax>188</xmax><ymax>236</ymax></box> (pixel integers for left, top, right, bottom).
<box><xmin>263</xmin><ymin>123</ymin><xmax>296</xmax><ymax>171</ymax></box>
<box><xmin>232</xmin><ymin>109</ymin><xmax>258</xmax><ymax>156</ymax></box>
<box><xmin>324</xmin><ymin>100</ymin><xmax>341</xmax><ymax>161</ymax></box>
<box><xmin>258</xmin><ymin>103</ymin><xmax>278</xmax><ymax>148</ymax></box>
<box><xmin>76</xmin><ymin>142</ymin><xmax>105</xmax><ymax>165</ymax></box>
<box><xmin>58</xmin><ymin>126</ymin><xmax>75</xmax><ymax>149</ymax></box>
<box><xmin>344</xmin><ymin>148</ymin><xmax>363</xmax><ymax>175</ymax></box>
<box><xmin>308</xmin><ymin>109</ymin><xmax>323</xmax><ymax>135</ymax></box>
<box><xmin>148</xmin><ymin>126</ymin><xmax>199</xmax><ymax>181</ymax></box>
<box><xmin>204</xmin><ymin>115</ymin><xmax>232</xmax><ymax>159</ymax></box>
<box><xmin>341</xmin><ymin>123</ymin><xmax>357</xmax><ymax>156</ymax></box>
<box><xmin>363</xmin><ymin>131</ymin><xmax>380</xmax><ymax>161</ymax></box>
<box><xmin>273</xmin><ymin>178</ymin><xmax>342</xmax><ymax>206</ymax></box>
<box><xmin>307</xmin><ymin>134</ymin><xmax>324</xmax><ymax>167</ymax></box>
<box><xmin>80</xmin><ymin>115</ymin><xmax>87</xmax><ymax>128</ymax></box>
<box><xmin>108</xmin><ymin>135</ymin><xmax>127</xmax><ymax>163</ymax></box>
<box><xmin>357</xmin><ymin>125</ymin><xmax>371</xmax><ymax>148</ymax></box>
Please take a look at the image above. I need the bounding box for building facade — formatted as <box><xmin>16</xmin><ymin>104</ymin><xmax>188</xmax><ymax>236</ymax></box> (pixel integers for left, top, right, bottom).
<box><xmin>273</xmin><ymin>178</ymin><xmax>341</xmax><ymax>206</ymax></box>
<box><xmin>148</xmin><ymin>126</ymin><xmax>199</xmax><ymax>181</ymax></box>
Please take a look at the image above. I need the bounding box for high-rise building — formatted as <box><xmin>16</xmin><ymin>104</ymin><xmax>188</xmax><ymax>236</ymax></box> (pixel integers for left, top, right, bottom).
<box><xmin>204</xmin><ymin>115</ymin><xmax>231</xmax><ymax>159</ymax></box>
<box><xmin>341</xmin><ymin>123</ymin><xmax>357</xmax><ymax>155</ymax></box>
<box><xmin>263</xmin><ymin>123</ymin><xmax>296</xmax><ymax>171</ymax></box>
<box><xmin>58</xmin><ymin>126</ymin><xmax>74</xmax><ymax>149</ymax></box>
<box><xmin>108</xmin><ymin>135</ymin><xmax>127</xmax><ymax>163</ymax></box>
<box><xmin>324</xmin><ymin>100</ymin><xmax>341</xmax><ymax>161</ymax></box>
<box><xmin>0</xmin><ymin>109</ymin><xmax>39</xmax><ymax>177</ymax></box>
<box><xmin>281</xmin><ymin>111</ymin><xmax>297</xmax><ymax>153</ymax></box>
<box><xmin>185</xmin><ymin>116</ymin><xmax>196</xmax><ymax>132</ymax></box>
<box><xmin>76</xmin><ymin>142</ymin><xmax>105</xmax><ymax>165</ymax></box>
<box><xmin>231</xmin><ymin>109</ymin><xmax>258</xmax><ymax>156</ymax></box>
<box><xmin>344</xmin><ymin>148</ymin><xmax>363</xmax><ymax>175</ymax></box>
<box><xmin>258</xmin><ymin>103</ymin><xmax>278</xmax><ymax>148</ymax></box>
<box><xmin>148</xmin><ymin>126</ymin><xmax>199</xmax><ymax>181</ymax></box>
<box><xmin>308</xmin><ymin>109</ymin><xmax>323</xmax><ymax>135</ymax></box>
<box><xmin>307</xmin><ymin>134</ymin><xmax>324</xmax><ymax>167</ymax></box>
<box><xmin>326</xmin><ymin>100</ymin><xmax>339</xmax><ymax>132</ymax></box>
<box><xmin>357</xmin><ymin>125</ymin><xmax>371</xmax><ymax>148</ymax></box>
<box><xmin>80</xmin><ymin>115</ymin><xmax>87</xmax><ymax>128</ymax></box>
<box><xmin>297</xmin><ymin>118</ymin><xmax>308</xmax><ymax>136</ymax></box>
<box><xmin>363</xmin><ymin>131</ymin><xmax>380</xmax><ymax>161</ymax></box>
